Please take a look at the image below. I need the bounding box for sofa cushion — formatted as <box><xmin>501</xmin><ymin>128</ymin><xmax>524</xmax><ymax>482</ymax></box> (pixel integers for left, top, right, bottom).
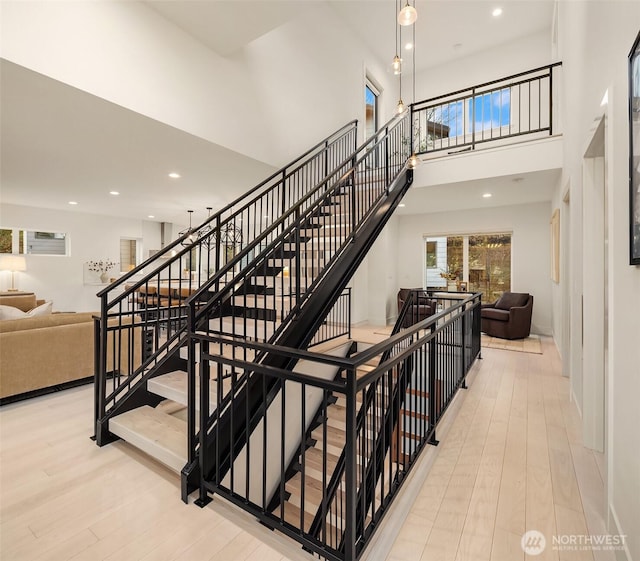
<box><xmin>0</xmin><ymin>312</ymin><xmax>96</xmax><ymax>334</ymax></box>
<box><xmin>0</xmin><ymin>293</ymin><xmax>37</xmax><ymax>312</ymax></box>
<box><xmin>482</xmin><ymin>308</ymin><xmax>510</xmax><ymax>322</ymax></box>
<box><xmin>495</xmin><ymin>292</ymin><xmax>529</xmax><ymax>310</ymax></box>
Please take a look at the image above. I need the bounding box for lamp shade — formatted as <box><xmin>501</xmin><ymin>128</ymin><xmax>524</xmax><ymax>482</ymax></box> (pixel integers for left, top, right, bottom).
<box><xmin>0</xmin><ymin>255</ymin><xmax>26</xmax><ymax>272</ymax></box>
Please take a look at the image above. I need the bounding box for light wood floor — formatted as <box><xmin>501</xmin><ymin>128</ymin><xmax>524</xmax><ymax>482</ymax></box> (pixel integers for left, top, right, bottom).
<box><xmin>0</xmin><ymin>333</ymin><xmax>609</xmax><ymax>561</ymax></box>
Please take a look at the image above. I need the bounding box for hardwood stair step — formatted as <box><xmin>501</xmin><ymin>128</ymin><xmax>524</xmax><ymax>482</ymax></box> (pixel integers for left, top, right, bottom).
<box><xmin>109</xmin><ymin>405</ymin><xmax>187</xmax><ymax>473</ymax></box>
<box><xmin>147</xmin><ymin>370</ymin><xmax>218</xmax><ymax>413</ymax></box>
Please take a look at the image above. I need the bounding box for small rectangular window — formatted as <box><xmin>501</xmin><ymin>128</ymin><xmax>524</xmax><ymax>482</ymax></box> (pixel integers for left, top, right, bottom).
<box><xmin>1</xmin><ymin>228</ymin><xmax>68</xmax><ymax>255</ymax></box>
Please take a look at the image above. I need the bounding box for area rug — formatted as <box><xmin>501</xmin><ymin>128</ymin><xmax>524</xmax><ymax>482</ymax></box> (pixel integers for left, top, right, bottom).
<box><xmin>481</xmin><ymin>333</ymin><xmax>543</xmax><ymax>354</ymax></box>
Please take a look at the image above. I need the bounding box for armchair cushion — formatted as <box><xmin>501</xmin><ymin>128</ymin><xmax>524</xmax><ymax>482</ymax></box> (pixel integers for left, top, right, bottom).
<box><xmin>494</xmin><ymin>292</ymin><xmax>529</xmax><ymax>310</ymax></box>
<box><xmin>481</xmin><ymin>308</ymin><xmax>510</xmax><ymax>322</ymax></box>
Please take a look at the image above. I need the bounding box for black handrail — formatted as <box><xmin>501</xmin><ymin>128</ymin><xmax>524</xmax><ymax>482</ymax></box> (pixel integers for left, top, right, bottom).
<box><xmin>307</xmin><ymin>285</ymin><xmax>421</xmax><ymax>539</ymax></box>
<box><xmin>411</xmin><ymin>62</ymin><xmax>562</xmax><ymax>155</ymax></box>
<box><xmin>187</xmin><ymin>114</ymin><xmax>411</xmax><ymax>494</ymax></box>
<box><xmin>94</xmin><ymin>120</ymin><xmax>358</xmax><ymax>444</ymax></box>
<box><xmin>96</xmin><ymin>120</ymin><xmax>357</xmax><ymax>299</ymax></box>
<box><xmin>190</xmin><ymin>293</ymin><xmax>482</xmax><ymax>560</ymax></box>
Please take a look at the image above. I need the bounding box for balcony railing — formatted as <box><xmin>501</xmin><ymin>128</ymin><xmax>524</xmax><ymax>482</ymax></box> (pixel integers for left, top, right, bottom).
<box><xmin>412</xmin><ymin>62</ymin><xmax>562</xmax><ymax>155</ymax></box>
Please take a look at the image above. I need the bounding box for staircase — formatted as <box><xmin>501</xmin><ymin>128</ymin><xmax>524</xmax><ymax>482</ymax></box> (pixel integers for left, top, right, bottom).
<box><xmin>89</xmin><ymin>64</ymin><xmax>561</xmax><ymax>561</ymax></box>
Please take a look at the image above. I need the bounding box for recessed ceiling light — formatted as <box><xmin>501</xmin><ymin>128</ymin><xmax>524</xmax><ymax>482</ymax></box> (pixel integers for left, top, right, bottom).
<box><xmin>404</xmin><ymin>42</ymin><xmax>413</xmax><ymax>51</ymax></box>
<box><xmin>168</xmin><ymin>172</ymin><xmax>181</xmax><ymax>179</ymax></box>
<box><xmin>482</xmin><ymin>193</ymin><xmax>492</xmax><ymax>198</ymax></box>
<box><xmin>148</xmin><ymin>215</ymin><xmax>155</xmax><ymax>219</ymax></box>
<box><xmin>492</xmin><ymin>7</ymin><xmax>503</xmax><ymax>17</ymax></box>
<box><xmin>68</xmin><ymin>201</ymin><xmax>78</xmax><ymax>205</ymax></box>
<box><xmin>109</xmin><ymin>191</ymin><xmax>120</xmax><ymax>196</ymax></box>
<box><xmin>399</xmin><ymin>203</ymin><xmax>406</xmax><ymax>207</ymax></box>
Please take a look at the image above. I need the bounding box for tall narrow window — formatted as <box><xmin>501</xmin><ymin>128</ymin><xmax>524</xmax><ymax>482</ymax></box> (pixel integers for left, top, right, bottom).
<box><xmin>120</xmin><ymin>238</ymin><xmax>141</xmax><ymax>272</ymax></box>
<box><xmin>365</xmin><ymin>83</ymin><xmax>379</xmax><ymax>140</ymax></box>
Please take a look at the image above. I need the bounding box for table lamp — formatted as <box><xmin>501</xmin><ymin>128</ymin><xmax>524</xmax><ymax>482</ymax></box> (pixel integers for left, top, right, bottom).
<box><xmin>0</xmin><ymin>255</ymin><xmax>27</xmax><ymax>291</ymax></box>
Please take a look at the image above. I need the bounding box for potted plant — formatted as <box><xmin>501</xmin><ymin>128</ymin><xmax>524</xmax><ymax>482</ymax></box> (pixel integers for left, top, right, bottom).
<box><xmin>87</xmin><ymin>259</ymin><xmax>118</xmax><ymax>283</ymax></box>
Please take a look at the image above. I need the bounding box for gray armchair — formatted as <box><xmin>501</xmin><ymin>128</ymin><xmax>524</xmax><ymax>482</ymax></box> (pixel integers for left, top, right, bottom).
<box><xmin>481</xmin><ymin>292</ymin><xmax>533</xmax><ymax>340</ymax></box>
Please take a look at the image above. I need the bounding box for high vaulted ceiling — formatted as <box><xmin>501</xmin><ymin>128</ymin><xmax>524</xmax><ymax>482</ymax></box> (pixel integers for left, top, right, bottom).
<box><xmin>1</xmin><ymin>0</ymin><xmax>557</xmax><ymax>224</ymax></box>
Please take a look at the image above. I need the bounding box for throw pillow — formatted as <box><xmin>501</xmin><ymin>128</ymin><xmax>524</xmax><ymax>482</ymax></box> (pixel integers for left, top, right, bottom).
<box><xmin>0</xmin><ymin>305</ymin><xmax>28</xmax><ymax>320</ymax></box>
<box><xmin>27</xmin><ymin>301</ymin><xmax>53</xmax><ymax>317</ymax></box>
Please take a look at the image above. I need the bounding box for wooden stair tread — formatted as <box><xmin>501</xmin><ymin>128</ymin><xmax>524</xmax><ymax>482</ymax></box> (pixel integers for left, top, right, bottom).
<box><xmin>147</xmin><ymin>370</ymin><xmax>218</xmax><ymax>412</ymax></box>
<box><xmin>109</xmin><ymin>405</ymin><xmax>187</xmax><ymax>473</ymax></box>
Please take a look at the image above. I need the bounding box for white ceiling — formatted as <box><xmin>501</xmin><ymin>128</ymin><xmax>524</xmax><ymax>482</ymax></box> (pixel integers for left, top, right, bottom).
<box><xmin>1</xmin><ymin>0</ymin><xmax>557</xmax><ymax>225</ymax></box>
<box><xmin>397</xmin><ymin>169</ymin><xmax>560</xmax><ymax>215</ymax></box>
<box><xmin>0</xmin><ymin>59</ymin><xmax>275</xmax><ymax>225</ymax></box>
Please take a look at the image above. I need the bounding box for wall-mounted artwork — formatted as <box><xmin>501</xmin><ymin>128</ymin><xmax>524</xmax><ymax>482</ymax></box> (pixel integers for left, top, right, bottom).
<box><xmin>551</xmin><ymin>208</ymin><xmax>560</xmax><ymax>283</ymax></box>
<box><xmin>629</xmin><ymin>30</ymin><xmax>640</xmax><ymax>265</ymax></box>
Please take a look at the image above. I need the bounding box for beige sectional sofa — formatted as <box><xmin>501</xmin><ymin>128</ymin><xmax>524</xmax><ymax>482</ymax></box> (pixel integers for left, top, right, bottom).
<box><xmin>0</xmin><ymin>312</ymin><xmax>97</xmax><ymax>399</ymax></box>
<box><xmin>0</xmin><ymin>293</ymin><xmax>142</xmax><ymax>401</ymax></box>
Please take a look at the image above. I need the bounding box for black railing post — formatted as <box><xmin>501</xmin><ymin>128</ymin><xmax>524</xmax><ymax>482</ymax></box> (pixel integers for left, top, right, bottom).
<box><xmin>471</xmin><ymin>86</ymin><xmax>476</xmax><ymax>150</ymax></box>
<box><xmin>187</xmin><ymin>301</ymin><xmax>197</xmax><ymax>465</ymax></box>
<box><xmin>385</xmin><ymin>126</ymin><xmax>390</xmax><ymax>187</ymax></box>
<box><xmin>295</xmin><ymin>207</ymin><xmax>301</xmax><ymax>305</ymax></box>
<box><xmin>324</xmin><ymin>140</ymin><xmax>329</xmax><ymax>179</ymax></box>
<box><xmin>92</xmin><ymin>315</ymin><xmax>101</xmax><ymax>441</ymax></box>
<box><xmin>95</xmin><ymin>296</ymin><xmax>110</xmax><ymax>446</ymax></box>
<box><xmin>427</xmin><ymin>323</ymin><xmax>439</xmax><ymax>446</ymax></box>
<box><xmin>195</xmin><ymin>336</ymin><xmax>212</xmax><ymax>508</ymax></box>
<box><xmin>549</xmin><ymin>64</ymin><xmax>554</xmax><ymax>135</ymax></box>
<box><xmin>347</xmin><ymin>287</ymin><xmax>352</xmax><ymax>340</ymax></box>
<box><xmin>344</xmin><ymin>369</ymin><xmax>357</xmax><ymax>561</ymax></box>
<box><xmin>461</xmin><ymin>302</ymin><xmax>467</xmax><ymax>389</ymax></box>
<box><xmin>350</xmin><ymin>168</ymin><xmax>357</xmax><ymax>237</ymax></box>
<box><xmin>281</xmin><ymin>169</ymin><xmax>288</xmax><ymax>217</ymax></box>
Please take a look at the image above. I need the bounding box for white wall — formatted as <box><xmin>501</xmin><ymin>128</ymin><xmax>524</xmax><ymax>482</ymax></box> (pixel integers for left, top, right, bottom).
<box><xmin>395</xmin><ymin>201</ymin><xmax>553</xmax><ymax>335</ymax></box>
<box><xmin>556</xmin><ymin>1</ymin><xmax>640</xmax><ymax>559</ymax></box>
<box><xmin>0</xmin><ymin>204</ymin><xmax>160</xmax><ymax>312</ymax></box>
<box><xmin>0</xmin><ymin>1</ymin><xmax>396</xmax><ymax>168</ymax></box>
<box><xmin>349</xmin><ymin>216</ymin><xmax>399</xmax><ymax>326</ymax></box>
<box><xmin>415</xmin><ymin>29</ymin><xmax>554</xmax><ymax>102</ymax></box>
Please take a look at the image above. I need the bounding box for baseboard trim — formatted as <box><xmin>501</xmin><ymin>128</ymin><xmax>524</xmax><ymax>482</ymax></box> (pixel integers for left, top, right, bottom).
<box><xmin>609</xmin><ymin>504</ymin><xmax>632</xmax><ymax>561</ymax></box>
<box><xmin>0</xmin><ymin>376</ymin><xmax>94</xmax><ymax>407</ymax></box>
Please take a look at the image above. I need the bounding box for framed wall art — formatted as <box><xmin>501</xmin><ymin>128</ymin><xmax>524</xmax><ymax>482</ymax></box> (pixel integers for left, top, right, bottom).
<box><xmin>629</xmin><ymin>30</ymin><xmax>640</xmax><ymax>264</ymax></box>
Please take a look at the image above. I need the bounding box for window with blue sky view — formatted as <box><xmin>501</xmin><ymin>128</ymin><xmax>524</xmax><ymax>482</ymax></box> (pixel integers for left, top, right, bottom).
<box><xmin>432</xmin><ymin>88</ymin><xmax>511</xmax><ymax>137</ymax></box>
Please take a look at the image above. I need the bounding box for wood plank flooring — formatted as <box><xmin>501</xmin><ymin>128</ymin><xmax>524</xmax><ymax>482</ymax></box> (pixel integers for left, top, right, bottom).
<box><xmin>0</xmin><ymin>333</ymin><xmax>608</xmax><ymax>561</ymax></box>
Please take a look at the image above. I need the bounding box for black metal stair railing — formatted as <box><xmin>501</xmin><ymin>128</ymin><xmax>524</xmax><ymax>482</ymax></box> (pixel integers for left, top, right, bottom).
<box><xmin>190</xmin><ymin>293</ymin><xmax>482</xmax><ymax>561</ymax></box>
<box><xmin>412</xmin><ymin>62</ymin><xmax>562</xmax><ymax>156</ymax></box>
<box><xmin>305</xmin><ymin>287</ymin><xmax>426</xmax><ymax>545</ymax></box>
<box><xmin>182</xmin><ymin>111</ymin><xmax>412</xmax><ymax>496</ymax></box>
<box><xmin>93</xmin><ymin>120</ymin><xmax>358</xmax><ymax>444</ymax></box>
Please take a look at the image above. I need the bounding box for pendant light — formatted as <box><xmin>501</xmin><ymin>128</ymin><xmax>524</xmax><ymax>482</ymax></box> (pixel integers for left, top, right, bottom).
<box><xmin>407</xmin><ymin>18</ymin><xmax>420</xmax><ymax>169</ymax></box>
<box><xmin>179</xmin><ymin>210</ymin><xmax>195</xmax><ymax>247</ymax></box>
<box><xmin>396</xmin><ymin>1</ymin><xmax>406</xmax><ymax>115</ymax></box>
<box><xmin>392</xmin><ymin>1</ymin><xmax>402</xmax><ymax>75</ymax></box>
<box><xmin>398</xmin><ymin>0</ymin><xmax>417</xmax><ymax>26</ymax></box>
<box><xmin>200</xmin><ymin>207</ymin><xmax>214</xmax><ymax>249</ymax></box>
